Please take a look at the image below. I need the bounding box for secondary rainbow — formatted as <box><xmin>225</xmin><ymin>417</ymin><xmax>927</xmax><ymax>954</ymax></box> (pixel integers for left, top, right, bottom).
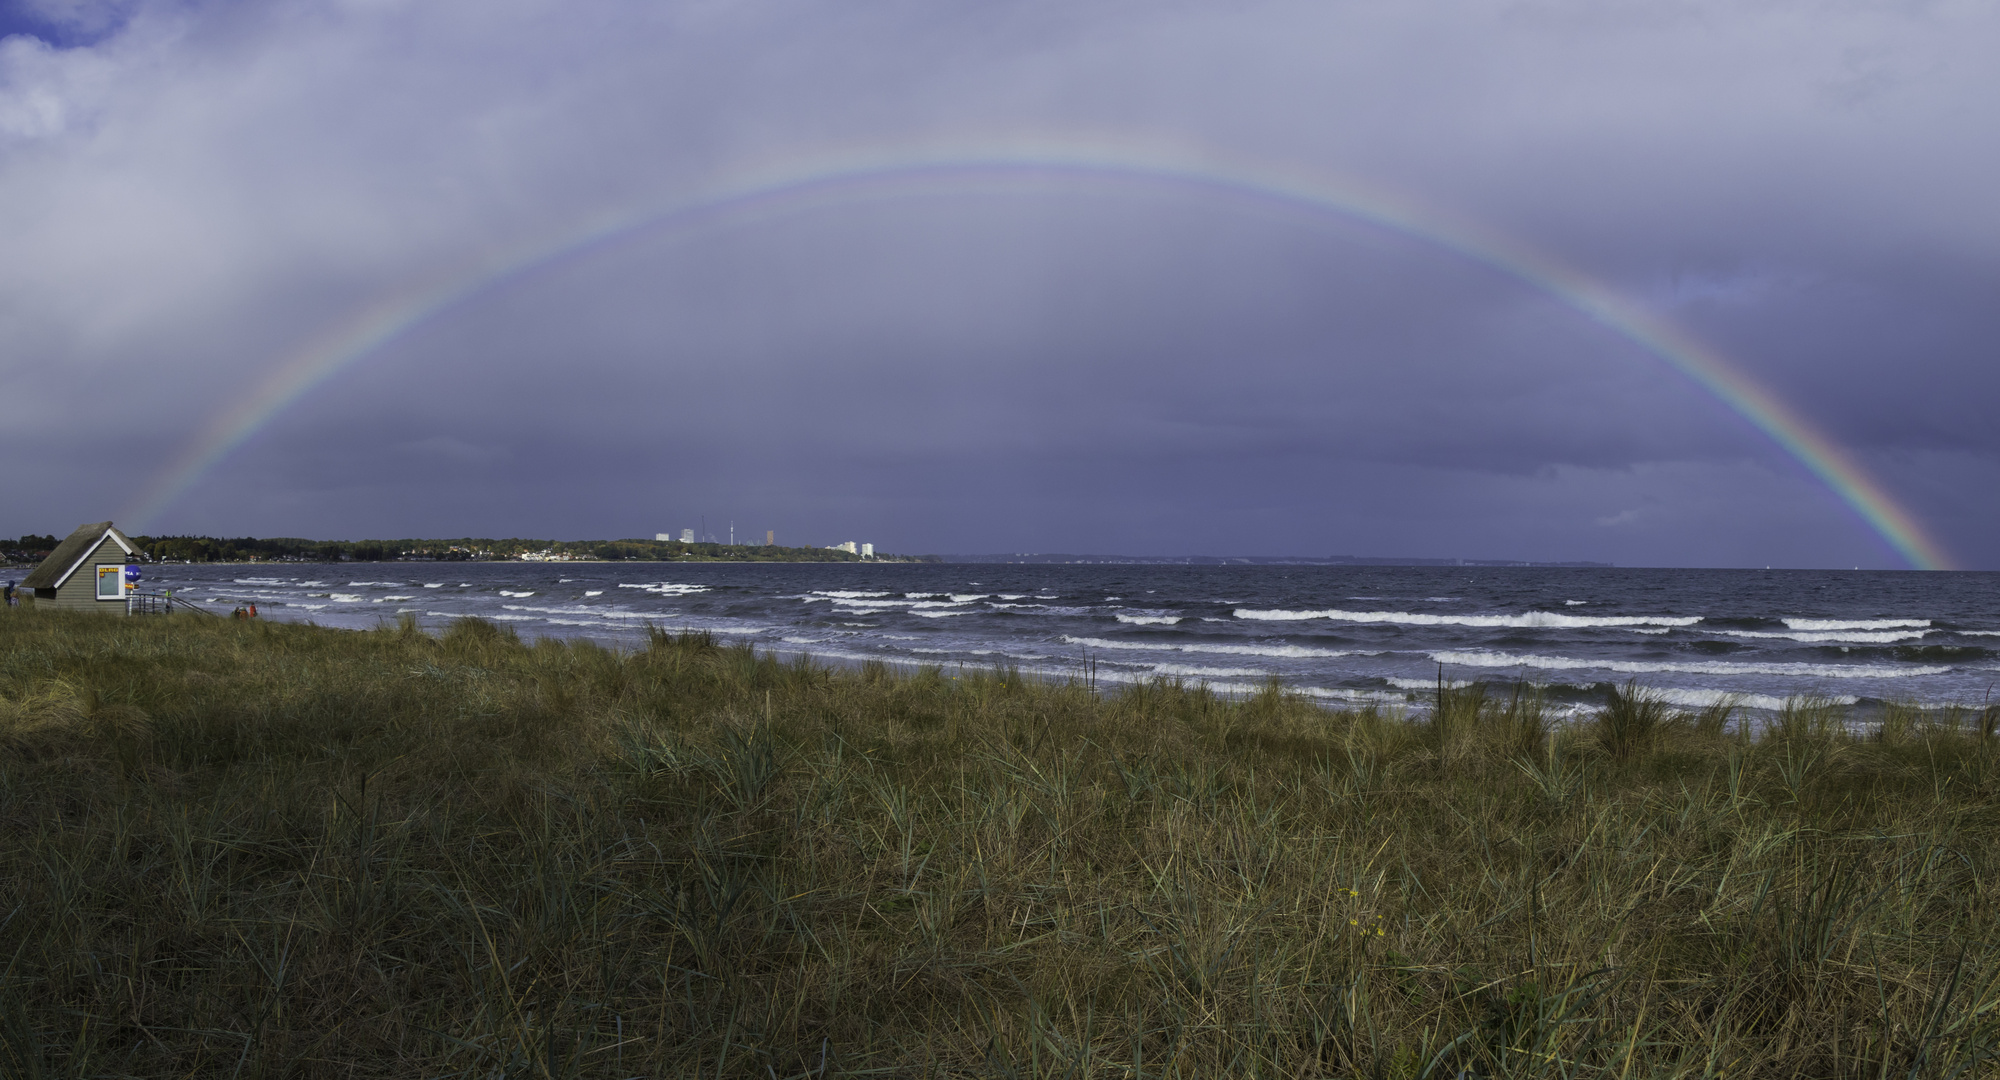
<box><xmin>124</xmin><ymin>138</ymin><xmax>1955</xmax><ymax>570</ymax></box>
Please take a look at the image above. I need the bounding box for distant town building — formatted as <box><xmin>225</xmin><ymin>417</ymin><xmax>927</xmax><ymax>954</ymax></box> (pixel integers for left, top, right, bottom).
<box><xmin>766</xmin><ymin>530</ymin><xmax>775</xmax><ymax>546</ymax></box>
<box><xmin>861</xmin><ymin>543</ymin><xmax>874</xmax><ymax>558</ymax></box>
<box><xmin>828</xmin><ymin>541</ymin><xmax>858</xmax><ymax>555</ymax></box>
<box><xmin>680</xmin><ymin>529</ymin><xmax>695</xmax><ymax>543</ymax></box>
<box><xmin>655</xmin><ymin>533</ymin><xmax>672</xmax><ymax>542</ymax></box>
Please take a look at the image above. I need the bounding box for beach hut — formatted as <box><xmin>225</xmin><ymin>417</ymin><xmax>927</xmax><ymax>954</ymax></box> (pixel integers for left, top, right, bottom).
<box><xmin>19</xmin><ymin>521</ymin><xmax>141</xmax><ymax>614</ymax></box>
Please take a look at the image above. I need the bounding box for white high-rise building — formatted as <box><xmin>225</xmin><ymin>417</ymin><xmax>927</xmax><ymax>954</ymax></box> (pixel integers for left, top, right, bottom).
<box><xmin>861</xmin><ymin>543</ymin><xmax>874</xmax><ymax>558</ymax></box>
<box><xmin>655</xmin><ymin>533</ymin><xmax>672</xmax><ymax>542</ymax></box>
<box><xmin>680</xmin><ymin>529</ymin><xmax>695</xmax><ymax>543</ymax></box>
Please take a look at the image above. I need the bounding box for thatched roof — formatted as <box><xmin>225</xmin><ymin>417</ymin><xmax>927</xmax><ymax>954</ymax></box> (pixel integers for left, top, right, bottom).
<box><xmin>19</xmin><ymin>522</ymin><xmax>138</xmax><ymax>590</ymax></box>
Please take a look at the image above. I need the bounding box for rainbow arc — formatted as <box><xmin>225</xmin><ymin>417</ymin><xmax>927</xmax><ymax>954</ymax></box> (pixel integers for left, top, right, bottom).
<box><xmin>124</xmin><ymin>138</ymin><xmax>1954</xmax><ymax>570</ymax></box>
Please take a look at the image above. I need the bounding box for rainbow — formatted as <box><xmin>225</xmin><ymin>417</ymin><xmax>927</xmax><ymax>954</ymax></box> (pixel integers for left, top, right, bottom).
<box><xmin>123</xmin><ymin>137</ymin><xmax>1955</xmax><ymax>570</ymax></box>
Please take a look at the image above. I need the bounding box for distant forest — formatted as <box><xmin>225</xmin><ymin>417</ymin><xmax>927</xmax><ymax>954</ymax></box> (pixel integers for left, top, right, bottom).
<box><xmin>4</xmin><ymin>534</ymin><xmax>936</xmax><ymax>565</ymax></box>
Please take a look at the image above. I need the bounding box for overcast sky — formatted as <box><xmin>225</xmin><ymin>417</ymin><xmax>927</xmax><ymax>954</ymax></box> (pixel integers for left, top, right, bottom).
<box><xmin>3</xmin><ymin>0</ymin><xmax>1996</xmax><ymax>567</ymax></box>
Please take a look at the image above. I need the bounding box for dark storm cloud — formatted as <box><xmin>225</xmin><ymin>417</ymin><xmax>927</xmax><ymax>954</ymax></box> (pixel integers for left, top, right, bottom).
<box><xmin>2</xmin><ymin>0</ymin><xmax>1996</xmax><ymax>567</ymax></box>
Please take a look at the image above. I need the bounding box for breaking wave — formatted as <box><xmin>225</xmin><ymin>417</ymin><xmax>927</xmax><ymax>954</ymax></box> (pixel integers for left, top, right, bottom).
<box><xmin>1236</xmin><ymin>607</ymin><xmax>1699</xmax><ymax>629</ymax></box>
<box><xmin>1432</xmin><ymin>650</ymin><xmax>1948</xmax><ymax>679</ymax></box>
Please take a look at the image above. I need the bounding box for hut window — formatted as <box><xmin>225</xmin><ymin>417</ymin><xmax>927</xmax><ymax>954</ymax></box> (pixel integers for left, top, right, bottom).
<box><xmin>96</xmin><ymin>564</ymin><xmax>124</xmax><ymax>600</ymax></box>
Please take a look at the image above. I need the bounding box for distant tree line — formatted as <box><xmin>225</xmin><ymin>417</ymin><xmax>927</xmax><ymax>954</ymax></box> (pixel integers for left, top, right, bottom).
<box><xmin>3</xmin><ymin>534</ymin><xmax>934</xmax><ymax>564</ymax></box>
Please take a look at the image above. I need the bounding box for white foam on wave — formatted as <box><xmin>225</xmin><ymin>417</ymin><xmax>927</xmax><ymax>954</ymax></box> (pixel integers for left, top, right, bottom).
<box><xmin>1432</xmin><ymin>649</ymin><xmax>1948</xmax><ymax>679</ymax></box>
<box><xmin>814</xmin><ymin>590</ymin><xmax>893</xmax><ymax>599</ymax></box>
<box><xmin>501</xmin><ymin>603</ymin><xmax>657</xmax><ymax>621</ymax></box>
<box><xmin>1716</xmin><ymin>629</ymin><xmax>1929</xmax><ymax>644</ymax></box>
<box><xmin>348</xmin><ymin>581</ymin><xmax>401</xmax><ymax>587</ymax></box>
<box><xmin>1961</xmin><ymin>631</ymin><xmax>2000</xmax><ymax>637</ymax></box>
<box><xmin>584</xmin><ymin>590</ymin><xmax>603</xmax><ymax>597</ymax></box>
<box><xmin>1145</xmin><ymin>663</ymin><xmax>1269</xmax><ymax>678</ymax></box>
<box><xmin>1061</xmin><ymin>636</ymin><xmax>1361</xmax><ymax>659</ymax></box>
<box><xmin>950</xmin><ymin>593</ymin><xmax>990</xmax><ymax>602</ymax></box>
<box><xmin>1784</xmin><ymin>617</ymin><xmax>1929</xmax><ymax>631</ymax></box>
<box><xmin>1296</xmin><ymin>686</ymin><xmax>1413</xmax><ymax>707</ymax></box>
<box><xmin>1389</xmin><ymin>676</ymin><xmax>1473</xmax><ymax>690</ymax></box>
<box><xmin>235</xmin><ymin>577</ymin><xmax>285</xmax><ymax>586</ymax></box>
<box><xmin>330</xmin><ymin>593</ymin><xmax>363</xmax><ymax>603</ymax></box>
<box><xmin>383</xmin><ymin>595</ymin><xmax>414</xmax><ymax>601</ymax></box>
<box><xmin>1646</xmin><ymin>687</ymin><xmax>1856</xmax><ymax>711</ymax></box>
<box><xmin>812</xmin><ymin>596</ymin><xmax>969</xmax><ymax>611</ymax></box>
<box><xmin>499</xmin><ymin>590</ymin><xmax>535</xmax><ymax>597</ymax></box>
<box><xmin>619</xmin><ymin>582</ymin><xmax>710</xmax><ymax>596</ymax></box>
<box><xmin>914</xmin><ymin>609</ymin><xmax>971</xmax><ymax>618</ymax></box>
<box><xmin>423</xmin><ymin>583</ymin><xmax>443</xmax><ymax>588</ymax></box>
<box><xmin>1628</xmin><ymin>628</ymin><xmax>1671</xmax><ymax>635</ymax></box>
<box><xmin>1565</xmin><ymin>600</ymin><xmax>1587</xmax><ymax>606</ymax></box>
<box><xmin>1116</xmin><ymin>614</ymin><xmax>1183</xmax><ymax>625</ymax></box>
<box><xmin>1236</xmin><ymin>607</ymin><xmax>1699</xmax><ymax>629</ymax></box>
<box><xmin>299</xmin><ymin>581</ymin><xmax>326</xmax><ymax>587</ymax></box>
<box><xmin>294</xmin><ymin>603</ymin><xmax>328</xmax><ymax>611</ymax></box>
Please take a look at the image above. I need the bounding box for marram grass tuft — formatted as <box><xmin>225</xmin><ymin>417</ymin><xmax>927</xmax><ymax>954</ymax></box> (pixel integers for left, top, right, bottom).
<box><xmin>1</xmin><ymin>606</ymin><xmax>1997</xmax><ymax>1078</ymax></box>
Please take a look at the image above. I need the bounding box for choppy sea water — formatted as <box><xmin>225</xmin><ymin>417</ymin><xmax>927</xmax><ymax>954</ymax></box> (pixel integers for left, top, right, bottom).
<box><xmin>140</xmin><ymin>563</ymin><xmax>2000</xmax><ymax>717</ymax></box>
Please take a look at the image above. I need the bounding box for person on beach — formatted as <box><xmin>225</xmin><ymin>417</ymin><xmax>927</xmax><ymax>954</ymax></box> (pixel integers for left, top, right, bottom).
<box><xmin>4</xmin><ymin>580</ymin><xmax>13</xmax><ymax>607</ymax></box>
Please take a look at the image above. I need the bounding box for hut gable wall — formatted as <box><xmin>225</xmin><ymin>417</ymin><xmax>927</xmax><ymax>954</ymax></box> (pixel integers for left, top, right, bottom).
<box><xmin>25</xmin><ymin>524</ymin><xmax>138</xmax><ymax>616</ymax></box>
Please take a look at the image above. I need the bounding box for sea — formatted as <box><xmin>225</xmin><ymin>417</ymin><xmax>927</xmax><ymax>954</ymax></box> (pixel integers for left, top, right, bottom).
<box><xmin>134</xmin><ymin>562</ymin><xmax>2000</xmax><ymax>719</ymax></box>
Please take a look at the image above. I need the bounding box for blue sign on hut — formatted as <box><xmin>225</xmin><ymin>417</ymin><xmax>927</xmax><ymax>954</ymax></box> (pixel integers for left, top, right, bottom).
<box><xmin>19</xmin><ymin>521</ymin><xmax>142</xmax><ymax>615</ymax></box>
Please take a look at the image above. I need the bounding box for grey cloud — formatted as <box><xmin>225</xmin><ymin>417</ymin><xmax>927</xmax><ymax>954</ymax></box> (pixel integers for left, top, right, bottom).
<box><xmin>3</xmin><ymin>0</ymin><xmax>1997</xmax><ymax>567</ymax></box>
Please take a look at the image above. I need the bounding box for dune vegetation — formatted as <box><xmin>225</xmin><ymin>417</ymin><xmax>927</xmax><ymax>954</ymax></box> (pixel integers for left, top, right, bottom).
<box><xmin>0</xmin><ymin>606</ymin><xmax>1996</xmax><ymax>1078</ymax></box>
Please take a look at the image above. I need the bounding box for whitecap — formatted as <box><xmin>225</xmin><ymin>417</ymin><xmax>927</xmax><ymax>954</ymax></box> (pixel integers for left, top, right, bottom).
<box><xmin>619</xmin><ymin>582</ymin><xmax>711</xmax><ymax>596</ymax></box>
<box><xmin>499</xmin><ymin>590</ymin><xmax>536</xmax><ymax>598</ymax></box>
<box><xmin>1115</xmin><ymin>614</ymin><xmax>1183</xmax><ymax>625</ymax></box>
<box><xmin>1565</xmin><ymin>600</ymin><xmax>1587</xmax><ymax>606</ymax></box>
<box><xmin>1783</xmin><ymin>617</ymin><xmax>1929</xmax><ymax>631</ymax></box>
<box><xmin>1147</xmin><ymin>663</ymin><xmax>1270</xmax><ymax>678</ymax></box>
<box><xmin>422</xmin><ymin>583</ymin><xmax>443</xmax><ymax>588</ymax></box>
<box><xmin>1062</xmin><ymin>636</ymin><xmax>1360</xmax><ymax>659</ymax></box>
<box><xmin>1431</xmin><ymin>650</ymin><xmax>1947</xmax><ymax>679</ymax></box>
<box><xmin>584</xmin><ymin>590</ymin><xmax>603</xmax><ymax>597</ymax></box>
<box><xmin>1646</xmin><ymin>687</ymin><xmax>1853</xmax><ymax>712</ymax></box>
<box><xmin>1714</xmin><ymin>629</ymin><xmax>1929</xmax><ymax>644</ymax></box>
<box><xmin>330</xmin><ymin>593</ymin><xmax>363</xmax><ymax>602</ymax></box>
<box><xmin>1297</xmin><ymin>686</ymin><xmax>1411</xmax><ymax>706</ymax></box>
<box><xmin>1236</xmin><ymin>607</ymin><xmax>1699</xmax><ymax>629</ymax></box>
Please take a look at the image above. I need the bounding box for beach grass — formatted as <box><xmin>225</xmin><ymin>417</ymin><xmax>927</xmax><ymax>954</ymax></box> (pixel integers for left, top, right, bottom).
<box><xmin>1</xmin><ymin>606</ymin><xmax>1997</xmax><ymax>1077</ymax></box>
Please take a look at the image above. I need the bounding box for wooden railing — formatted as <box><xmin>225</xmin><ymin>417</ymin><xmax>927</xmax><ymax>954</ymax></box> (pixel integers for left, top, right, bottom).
<box><xmin>126</xmin><ymin>592</ymin><xmax>219</xmax><ymax>617</ymax></box>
